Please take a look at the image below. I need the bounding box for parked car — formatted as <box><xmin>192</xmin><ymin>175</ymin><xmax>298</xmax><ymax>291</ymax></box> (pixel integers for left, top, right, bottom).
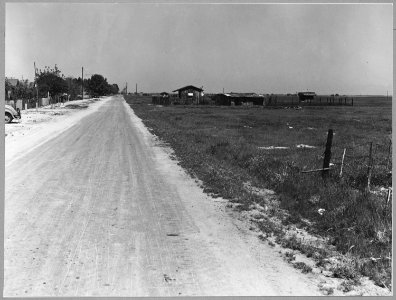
<box><xmin>5</xmin><ymin>104</ymin><xmax>21</xmax><ymax>123</ymax></box>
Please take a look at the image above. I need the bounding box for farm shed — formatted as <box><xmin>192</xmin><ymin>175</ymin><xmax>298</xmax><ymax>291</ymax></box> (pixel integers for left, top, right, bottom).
<box><xmin>298</xmin><ymin>92</ymin><xmax>316</xmax><ymax>101</ymax></box>
<box><xmin>172</xmin><ymin>85</ymin><xmax>204</xmax><ymax>105</ymax></box>
<box><xmin>214</xmin><ymin>93</ymin><xmax>265</xmax><ymax>106</ymax></box>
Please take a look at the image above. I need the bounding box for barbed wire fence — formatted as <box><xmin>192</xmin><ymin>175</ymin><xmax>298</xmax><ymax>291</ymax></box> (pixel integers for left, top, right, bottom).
<box><xmin>301</xmin><ymin>130</ymin><xmax>392</xmax><ymax>202</ymax></box>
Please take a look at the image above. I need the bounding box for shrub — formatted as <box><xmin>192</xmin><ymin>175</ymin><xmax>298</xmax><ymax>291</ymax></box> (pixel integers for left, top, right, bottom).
<box><xmin>293</xmin><ymin>262</ymin><xmax>313</xmax><ymax>273</ymax></box>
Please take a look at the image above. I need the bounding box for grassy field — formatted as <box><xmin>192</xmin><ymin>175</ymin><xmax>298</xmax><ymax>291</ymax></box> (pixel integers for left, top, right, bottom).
<box><xmin>124</xmin><ymin>94</ymin><xmax>392</xmax><ymax>289</ymax></box>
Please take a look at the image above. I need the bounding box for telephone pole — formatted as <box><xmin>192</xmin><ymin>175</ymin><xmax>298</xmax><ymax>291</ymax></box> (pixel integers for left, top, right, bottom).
<box><xmin>81</xmin><ymin>67</ymin><xmax>84</xmax><ymax>99</ymax></box>
<box><xmin>136</xmin><ymin>83</ymin><xmax>137</xmax><ymax>95</ymax></box>
<box><xmin>126</xmin><ymin>82</ymin><xmax>127</xmax><ymax>94</ymax></box>
<box><xmin>34</xmin><ymin>62</ymin><xmax>38</xmax><ymax>110</ymax></box>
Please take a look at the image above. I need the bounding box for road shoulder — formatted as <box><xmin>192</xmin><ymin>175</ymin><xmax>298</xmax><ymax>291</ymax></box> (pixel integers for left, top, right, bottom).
<box><xmin>5</xmin><ymin>97</ymin><xmax>113</xmax><ymax>165</ymax></box>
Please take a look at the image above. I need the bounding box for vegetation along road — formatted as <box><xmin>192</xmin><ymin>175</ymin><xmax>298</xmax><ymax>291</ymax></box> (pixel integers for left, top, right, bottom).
<box><xmin>5</xmin><ymin>95</ymin><xmax>324</xmax><ymax>296</ymax></box>
<box><xmin>125</xmin><ymin>95</ymin><xmax>392</xmax><ymax>296</ymax></box>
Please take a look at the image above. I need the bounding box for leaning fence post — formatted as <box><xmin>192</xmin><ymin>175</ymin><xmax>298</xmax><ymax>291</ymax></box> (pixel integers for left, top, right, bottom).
<box><xmin>367</xmin><ymin>142</ymin><xmax>373</xmax><ymax>191</ymax></box>
<box><xmin>386</xmin><ymin>139</ymin><xmax>392</xmax><ymax>171</ymax></box>
<box><xmin>322</xmin><ymin>129</ymin><xmax>334</xmax><ymax>179</ymax></box>
<box><xmin>340</xmin><ymin>148</ymin><xmax>346</xmax><ymax>177</ymax></box>
<box><xmin>387</xmin><ymin>188</ymin><xmax>392</xmax><ymax>205</ymax></box>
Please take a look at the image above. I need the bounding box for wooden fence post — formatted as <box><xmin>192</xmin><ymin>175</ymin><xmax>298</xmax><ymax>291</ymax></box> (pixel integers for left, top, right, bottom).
<box><xmin>387</xmin><ymin>188</ymin><xmax>392</xmax><ymax>205</ymax></box>
<box><xmin>340</xmin><ymin>148</ymin><xmax>346</xmax><ymax>177</ymax></box>
<box><xmin>367</xmin><ymin>142</ymin><xmax>373</xmax><ymax>191</ymax></box>
<box><xmin>386</xmin><ymin>139</ymin><xmax>392</xmax><ymax>171</ymax></box>
<box><xmin>322</xmin><ymin>129</ymin><xmax>334</xmax><ymax>179</ymax></box>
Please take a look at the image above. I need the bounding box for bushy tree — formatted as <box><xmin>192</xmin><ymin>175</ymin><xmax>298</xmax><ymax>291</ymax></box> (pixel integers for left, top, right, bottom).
<box><xmin>5</xmin><ymin>78</ymin><xmax>35</xmax><ymax>100</ymax></box>
<box><xmin>65</xmin><ymin>77</ymin><xmax>82</xmax><ymax>100</ymax></box>
<box><xmin>86</xmin><ymin>74</ymin><xmax>118</xmax><ymax>96</ymax></box>
<box><xmin>111</xmin><ymin>84</ymin><xmax>119</xmax><ymax>94</ymax></box>
<box><xmin>6</xmin><ymin>65</ymin><xmax>119</xmax><ymax>101</ymax></box>
<box><xmin>36</xmin><ymin>65</ymin><xmax>68</xmax><ymax>98</ymax></box>
<box><xmin>86</xmin><ymin>74</ymin><xmax>109</xmax><ymax>97</ymax></box>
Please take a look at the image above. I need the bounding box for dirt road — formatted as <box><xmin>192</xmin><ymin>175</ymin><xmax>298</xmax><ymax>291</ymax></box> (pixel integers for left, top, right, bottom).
<box><xmin>4</xmin><ymin>95</ymin><xmax>321</xmax><ymax>296</ymax></box>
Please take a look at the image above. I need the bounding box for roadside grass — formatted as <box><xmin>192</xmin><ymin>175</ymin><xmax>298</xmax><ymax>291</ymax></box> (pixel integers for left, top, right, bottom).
<box><xmin>124</xmin><ymin>95</ymin><xmax>392</xmax><ymax>289</ymax></box>
<box><xmin>293</xmin><ymin>261</ymin><xmax>313</xmax><ymax>274</ymax></box>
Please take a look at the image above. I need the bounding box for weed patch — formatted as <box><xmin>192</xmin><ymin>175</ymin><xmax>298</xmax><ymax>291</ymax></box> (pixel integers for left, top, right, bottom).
<box><xmin>293</xmin><ymin>261</ymin><xmax>313</xmax><ymax>274</ymax></box>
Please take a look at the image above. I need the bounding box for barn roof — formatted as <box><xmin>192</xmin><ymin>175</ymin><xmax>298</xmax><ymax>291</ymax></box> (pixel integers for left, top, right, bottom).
<box><xmin>172</xmin><ymin>85</ymin><xmax>203</xmax><ymax>92</ymax></box>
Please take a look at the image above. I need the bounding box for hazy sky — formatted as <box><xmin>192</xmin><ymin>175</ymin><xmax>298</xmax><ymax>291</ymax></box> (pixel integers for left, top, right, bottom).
<box><xmin>5</xmin><ymin>3</ymin><xmax>393</xmax><ymax>94</ymax></box>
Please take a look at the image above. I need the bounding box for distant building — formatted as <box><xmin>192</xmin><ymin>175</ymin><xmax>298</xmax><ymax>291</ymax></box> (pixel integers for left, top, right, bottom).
<box><xmin>213</xmin><ymin>93</ymin><xmax>265</xmax><ymax>106</ymax></box>
<box><xmin>298</xmin><ymin>92</ymin><xmax>316</xmax><ymax>101</ymax></box>
<box><xmin>172</xmin><ymin>85</ymin><xmax>204</xmax><ymax>104</ymax></box>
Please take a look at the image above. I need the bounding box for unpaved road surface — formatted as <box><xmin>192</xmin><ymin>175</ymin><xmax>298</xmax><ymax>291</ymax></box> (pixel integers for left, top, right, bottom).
<box><xmin>4</xmin><ymin>95</ymin><xmax>321</xmax><ymax>296</ymax></box>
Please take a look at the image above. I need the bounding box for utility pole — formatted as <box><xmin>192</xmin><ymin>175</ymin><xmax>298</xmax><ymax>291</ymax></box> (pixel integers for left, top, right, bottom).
<box><xmin>67</xmin><ymin>78</ymin><xmax>70</xmax><ymax>102</ymax></box>
<box><xmin>126</xmin><ymin>82</ymin><xmax>127</xmax><ymax>94</ymax></box>
<box><xmin>81</xmin><ymin>67</ymin><xmax>84</xmax><ymax>99</ymax></box>
<box><xmin>34</xmin><ymin>62</ymin><xmax>38</xmax><ymax>111</ymax></box>
<box><xmin>136</xmin><ymin>83</ymin><xmax>137</xmax><ymax>94</ymax></box>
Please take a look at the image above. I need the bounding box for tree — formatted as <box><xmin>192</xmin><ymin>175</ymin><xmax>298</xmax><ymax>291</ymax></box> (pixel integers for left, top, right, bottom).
<box><xmin>111</xmin><ymin>84</ymin><xmax>119</xmax><ymax>94</ymax></box>
<box><xmin>86</xmin><ymin>74</ymin><xmax>110</xmax><ymax>97</ymax></box>
<box><xmin>65</xmin><ymin>77</ymin><xmax>82</xmax><ymax>100</ymax></box>
<box><xmin>5</xmin><ymin>78</ymin><xmax>35</xmax><ymax>100</ymax></box>
<box><xmin>5</xmin><ymin>79</ymin><xmax>13</xmax><ymax>99</ymax></box>
<box><xmin>36</xmin><ymin>65</ymin><xmax>68</xmax><ymax>98</ymax></box>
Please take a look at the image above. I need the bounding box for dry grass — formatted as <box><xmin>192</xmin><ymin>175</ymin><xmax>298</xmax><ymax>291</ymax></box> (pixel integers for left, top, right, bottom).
<box><xmin>124</xmin><ymin>95</ymin><xmax>392</xmax><ymax>289</ymax></box>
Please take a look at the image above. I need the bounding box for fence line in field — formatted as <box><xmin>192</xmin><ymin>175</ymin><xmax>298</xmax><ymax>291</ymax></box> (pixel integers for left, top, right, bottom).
<box><xmin>302</xmin><ymin>130</ymin><xmax>391</xmax><ymax>196</ymax></box>
<box><xmin>265</xmin><ymin>95</ymin><xmax>354</xmax><ymax>107</ymax></box>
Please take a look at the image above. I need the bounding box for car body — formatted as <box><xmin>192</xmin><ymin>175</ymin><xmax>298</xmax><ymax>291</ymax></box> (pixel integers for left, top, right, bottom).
<box><xmin>5</xmin><ymin>104</ymin><xmax>21</xmax><ymax>123</ymax></box>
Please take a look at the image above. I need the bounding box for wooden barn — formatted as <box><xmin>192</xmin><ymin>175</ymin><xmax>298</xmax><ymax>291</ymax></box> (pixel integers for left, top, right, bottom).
<box><xmin>213</xmin><ymin>93</ymin><xmax>265</xmax><ymax>106</ymax></box>
<box><xmin>172</xmin><ymin>85</ymin><xmax>204</xmax><ymax>104</ymax></box>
